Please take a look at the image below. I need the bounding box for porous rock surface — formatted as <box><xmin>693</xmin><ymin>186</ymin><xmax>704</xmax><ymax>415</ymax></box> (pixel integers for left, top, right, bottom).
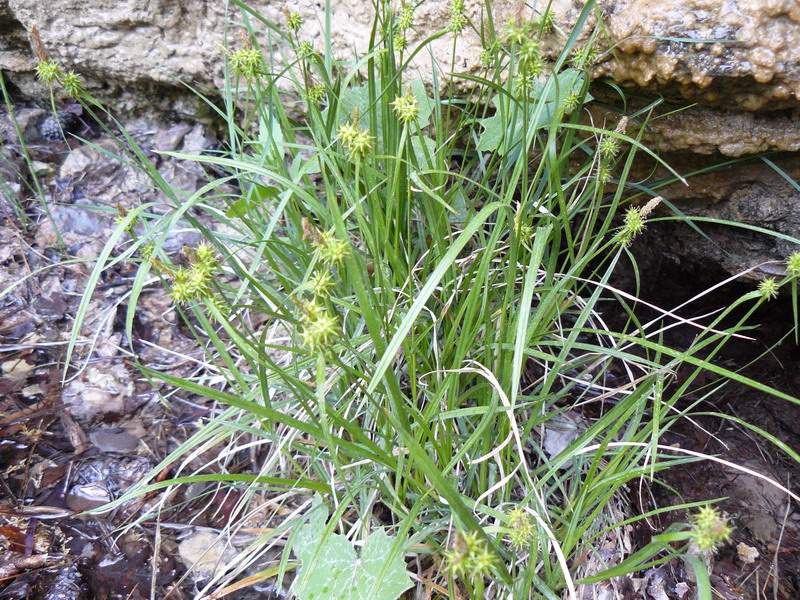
<box><xmin>3</xmin><ymin>0</ymin><xmax>800</xmax><ymax>151</ymax></box>
<box><xmin>2</xmin><ymin>0</ymin><xmax>800</xmax><ymax>275</ymax></box>
<box><xmin>586</xmin><ymin>0</ymin><xmax>800</xmax><ymax>112</ymax></box>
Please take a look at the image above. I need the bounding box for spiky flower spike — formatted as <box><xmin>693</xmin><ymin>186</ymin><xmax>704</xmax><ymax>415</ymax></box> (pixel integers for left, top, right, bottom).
<box><xmin>313</xmin><ymin>231</ymin><xmax>350</xmax><ymax>265</ymax></box>
<box><xmin>619</xmin><ymin>206</ymin><xmax>646</xmax><ymax>246</ymax></box>
<box><xmin>444</xmin><ymin>530</ymin><xmax>496</xmax><ymax>578</ymax></box>
<box><xmin>229</xmin><ymin>47</ymin><xmax>263</xmax><ymax>79</ymax></box>
<box><xmin>299</xmin><ymin>302</ymin><xmax>340</xmax><ymax>354</ymax></box>
<box><xmin>286</xmin><ymin>11</ymin><xmax>303</xmax><ymax>33</ymax></box>
<box><xmin>36</xmin><ymin>60</ymin><xmax>62</xmax><ymax>84</ymax></box>
<box><xmin>391</xmin><ymin>92</ymin><xmax>419</xmax><ymax>125</ymax></box>
<box><xmin>690</xmin><ymin>505</ymin><xmax>732</xmax><ymax>551</ymax></box>
<box><xmin>447</xmin><ymin>0</ymin><xmax>468</xmax><ymax>34</ymax></box>
<box><xmin>757</xmin><ymin>277</ymin><xmax>779</xmax><ymax>300</ymax></box>
<box><xmin>786</xmin><ymin>252</ymin><xmax>800</xmax><ymax>278</ymax></box>
<box><xmin>506</xmin><ymin>507</ymin><xmax>535</xmax><ymax>550</ymax></box>
<box><xmin>61</xmin><ymin>71</ymin><xmax>85</xmax><ymax>98</ymax></box>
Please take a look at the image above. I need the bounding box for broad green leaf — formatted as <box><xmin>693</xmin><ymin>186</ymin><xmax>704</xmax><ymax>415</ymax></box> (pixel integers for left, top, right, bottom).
<box><xmin>293</xmin><ymin>500</ymin><xmax>412</xmax><ymax>600</ymax></box>
<box><xmin>477</xmin><ymin>69</ymin><xmax>590</xmax><ymax>153</ymax></box>
<box><xmin>410</xmin><ymin>135</ymin><xmax>437</xmax><ymax>168</ymax></box>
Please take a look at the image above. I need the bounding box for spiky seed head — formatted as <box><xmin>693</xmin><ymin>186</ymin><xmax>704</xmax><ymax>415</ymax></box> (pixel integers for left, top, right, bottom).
<box><xmin>229</xmin><ymin>47</ymin><xmax>263</xmax><ymax>79</ymax></box>
<box><xmin>286</xmin><ymin>11</ymin><xmax>303</xmax><ymax>33</ymax></box>
<box><xmin>297</xmin><ymin>41</ymin><xmax>316</xmax><ymax>59</ymax></box>
<box><xmin>393</xmin><ymin>33</ymin><xmax>408</xmax><ymax>52</ymax></box>
<box><xmin>314</xmin><ymin>231</ymin><xmax>350</xmax><ymax>265</ymax></box>
<box><xmin>309</xmin><ymin>270</ymin><xmax>336</xmax><ymax>297</ymax></box>
<box><xmin>599</xmin><ymin>136</ymin><xmax>621</xmax><ymax>159</ymax></box>
<box><xmin>299</xmin><ymin>308</ymin><xmax>339</xmax><ymax>353</ymax></box>
<box><xmin>337</xmin><ymin>121</ymin><xmax>359</xmax><ymax>145</ymax></box>
<box><xmin>757</xmin><ymin>277</ymin><xmax>779</xmax><ymax>300</ymax></box>
<box><xmin>61</xmin><ymin>71</ymin><xmax>85</xmax><ymax>98</ymax></box>
<box><xmin>538</xmin><ymin>9</ymin><xmax>556</xmax><ymax>33</ymax></box>
<box><xmin>346</xmin><ymin>128</ymin><xmax>373</xmax><ymax>160</ymax></box>
<box><xmin>397</xmin><ymin>4</ymin><xmax>414</xmax><ymax>30</ymax></box>
<box><xmin>391</xmin><ymin>92</ymin><xmax>419</xmax><ymax>124</ymax></box>
<box><xmin>507</xmin><ymin>507</ymin><xmax>535</xmax><ymax>549</ymax></box>
<box><xmin>691</xmin><ymin>505</ymin><xmax>732</xmax><ymax>551</ymax></box>
<box><xmin>786</xmin><ymin>252</ymin><xmax>800</xmax><ymax>278</ymax></box>
<box><xmin>36</xmin><ymin>60</ymin><xmax>62</xmax><ymax>84</ymax></box>
<box><xmin>560</xmin><ymin>91</ymin><xmax>581</xmax><ymax>114</ymax></box>
<box><xmin>448</xmin><ymin>0</ymin><xmax>468</xmax><ymax>34</ymax></box>
<box><xmin>306</xmin><ymin>84</ymin><xmax>326</xmax><ymax>104</ymax></box>
<box><xmin>194</xmin><ymin>242</ymin><xmax>218</xmax><ymax>269</ymax></box>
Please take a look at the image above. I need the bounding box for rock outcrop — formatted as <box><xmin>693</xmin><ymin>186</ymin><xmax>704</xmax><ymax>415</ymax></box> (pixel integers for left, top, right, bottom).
<box><xmin>1</xmin><ymin>0</ymin><xmax>799</xmax><ymax>279</ymax></box>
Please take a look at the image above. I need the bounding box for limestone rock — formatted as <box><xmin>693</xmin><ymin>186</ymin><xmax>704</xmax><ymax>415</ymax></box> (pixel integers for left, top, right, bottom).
<box><xmin>178</xmin><ymin>529</ymin><xmax>239</xmax><ymax>577</ymax></box>
<box><xmin>641</xmin><ymin>106</ymin><xmax>800</xmax><ymax>156</ymax></box>
<box><xmin>585</xmin><ymin>0</ymin><xmax>800</xmax><ymax>112</ymax></box>
<box><xmin>2</xmin><ymin>0</ymin><xmax>799</xmax><ymax>146</ymax></box>
<box><xmin>2</xmin><ymin>0</ymin><xmax>800</xmax><ymax>276</ymax></box>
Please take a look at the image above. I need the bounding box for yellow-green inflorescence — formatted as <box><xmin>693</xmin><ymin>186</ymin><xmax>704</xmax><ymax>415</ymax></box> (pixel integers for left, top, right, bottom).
<box><xmin>394</xmin><ymin>2</ymin><xmax>414</xmax><ymax>51</ymax></box>
<box><xmin>391</xmin><ymin>91</ymin><xmax>419</xmax><ymax>125</ymax></box>
<box><xmin>503</xmin><ymin>20</ymin><xmax>528</xmax><ymax>47</ymax></box>
<box><xmin>297</xmin><ymin>40</ymin><xmax>316</xmax><ymax>60</ymax></box>
<box><xmin>397</xmin><ymin>3</ymin><xmax>414</xmax><ymax>31</ymax></box>
<box><xmin>599</xmin><ymin>135</ymin><xmax>621</xmax><ymax>159</ymax></box>
<box><xmin>503</xmin><ymin>19</ymin><xmax>545</xmax><ymax>83</ymax></box>
<box><xmin>313</xmin><ymin>231</ymin><xmax>350</xmax><ymax>266</ymax></box>
<box><xmin>308</xmin><ymin>270</ymin><xmax>336</xmax><ymax>297</ymax></box>
<box><xmin>393</xmin><ymin>33</ymin><xmax>408</xmax><ymax>52</ymax></box>
<box><xmin>35</xmin><ymin>60</ymin><xmax>63</xmax><ymax>84</ymax></box>
<box><xmin>690</xmin><ymin>505</ymin><xmax>732</xmax><ymax>551</ymax></box>
<box><xmin>298</xmin><ymin>299</ymin><xmax>340</xmax><ymax>354</ymax></box>
<box><xmin>447</xmin><ymin>0</ymin><xmax>468</xmax><ymax>34</ymax></box>
<box><xmin>114</xmin><ymin>208</ymin><xmax>138</xmax><ymax>234</ymax></box>
<box><xmin>286</xmin><ymin>10</ymin><xmax>303</xmax><ymax>33</ymax></box>
<box><xmin>560</xmin><ymin>91</ymin><xmax>581</xmax><ymax>115</ymax></box>
<box><xmin>506</xmin><ymin>506</ymin><xmax>536</xmax><ymax>550</ymax></box>
<box><xmin>596</xmin><ymin>163</ymin><xmax>613</xmax><ymax>186</ymax></box>
<box><xmin>571</xmin><ymin>44</ymin><xmax>600</xmax><ymax>68</ymax></box>
<box><xmin>538</xmin><ymin>9</ymin><xmax>556</xmax><ymax>34</ymax></box>
<box><xmin>619</xmin><ymin>206</ymin><xmax>646</xmax><ymax>246</ymax></box>
<box><xmin>165</xmin><ymin>242</ymin><xmax>220</xmax><ymax>306</ymax></box>
<box><xmin>35</xmin><ymin>60</ymin><xmax>86</xmax><ymax>99</ymax></box>
<box><xmin>61</xmin><ymin>71</ymin><xmax>85</xmax><ymax>99</ymax></box>
<box><xmin>338</xmin><ymin>113</ymin><xmax>373</xmax><ymax>161</ymax></box>
<box><xmin>229</xmin><ymin>46</ymin><xmax>263</xmax><ymax>79</ymax></box>
<box><xmin>786</xmin><ymin>252</ymin><xmax>800</xmax><ymax>278</ymax></box>
<box><xmin>757</xmin><ymin>277</ymin><xmax>779</xmax><ymax>300</ymax></box>
<box><xmin>444</xmin><ymin>530</ymin><xmax>496</xmax><ymax>578</ymax></box>
<box><xmin>306</xmin><ymin>83</ymin><xmax>326</xmax><ymax>105</ymax></box>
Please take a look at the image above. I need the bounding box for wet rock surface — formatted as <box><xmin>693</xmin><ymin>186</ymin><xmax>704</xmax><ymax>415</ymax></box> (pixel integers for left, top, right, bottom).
<box><xmin>585</xmin><ymin>0</ymin><xmax>800</xmax><ymax>112</ymax></box>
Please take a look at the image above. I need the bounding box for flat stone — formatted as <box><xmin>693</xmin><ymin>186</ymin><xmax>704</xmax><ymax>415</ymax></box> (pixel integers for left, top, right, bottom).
<box><xmin>178</xmin><ymin>529</ymin><xmax>238</xmax><ymax>577</ymax></box>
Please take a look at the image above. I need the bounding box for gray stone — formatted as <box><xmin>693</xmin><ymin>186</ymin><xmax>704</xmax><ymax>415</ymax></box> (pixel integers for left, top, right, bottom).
<box><xmin>3</xmin><ymin>0</ymin><xmax>800</xmax><ymax>277</ymax></box>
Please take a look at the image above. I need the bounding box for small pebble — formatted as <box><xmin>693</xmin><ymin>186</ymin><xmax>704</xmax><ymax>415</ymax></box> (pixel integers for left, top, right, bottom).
<box><xmin>39</xmin><ymin>112</ymin><xmax>81</xmax><ymax>142</ymax></box>
<box><xmin>89</xmin><ymin>428</ymin><xmax>140</xmax><ymax>453</ymax></box>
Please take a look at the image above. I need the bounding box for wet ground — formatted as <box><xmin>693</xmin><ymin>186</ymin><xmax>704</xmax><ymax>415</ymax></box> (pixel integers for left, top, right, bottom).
<box><xmin>1</xmin><ymin>101</ymin><xmax>799</xmax><ymax>599</ymax></box>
